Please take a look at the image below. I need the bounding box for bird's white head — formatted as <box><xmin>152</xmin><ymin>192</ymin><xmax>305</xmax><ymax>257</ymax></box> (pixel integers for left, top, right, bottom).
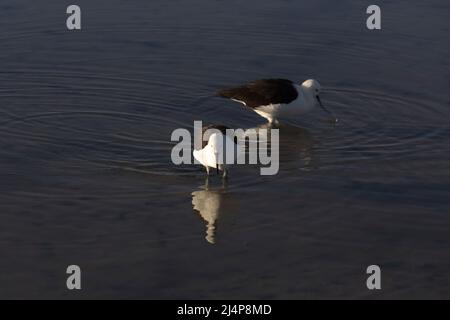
<box><xmin>301</xmin><ymin>79</ymin><xmax>321</xmax><ymax>95</ymax></box>
<box><xmin>301</xmin><ymin>79</ymin><xmax>323</xmax><ymax>109</ymax></box>
<box><xmin>301</xmin><ymin>79</ymin><xmax>336</xmax><ymax>121</ymax></box>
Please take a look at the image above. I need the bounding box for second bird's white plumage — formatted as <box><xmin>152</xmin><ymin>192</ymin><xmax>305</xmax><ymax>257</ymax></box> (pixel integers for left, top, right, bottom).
<box><xmin>193</xmin><ymin>132</ymin><xmax>237</xmax><ymax>176</ymax></box>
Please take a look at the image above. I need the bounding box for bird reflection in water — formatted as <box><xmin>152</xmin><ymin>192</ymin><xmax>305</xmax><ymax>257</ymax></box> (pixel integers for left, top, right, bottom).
<box><xmin>191</xmin><ymin>123</ymin><xmax>315</xmax><ymax>244</ymax></box>
<box><xmin>191</xmin><ymin>178</ymin><xmax>229</xmax><ymax>244</ymax></box>
<box><xmin>244</xmin><ymin>122</ymin><xmax>316</xmax><ymax>171</ymax></box>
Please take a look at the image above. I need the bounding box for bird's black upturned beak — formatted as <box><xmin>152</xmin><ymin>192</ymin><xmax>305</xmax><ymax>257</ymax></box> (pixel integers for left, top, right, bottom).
<box><xmin>316</xmin><ymin>95</ymin><xmax>329</xmax><ymax>114</ymax></box>
<box><xmin>317</xmin><ymin>95</ymin><xmax>338</xmax><ymax>122</ymax></box>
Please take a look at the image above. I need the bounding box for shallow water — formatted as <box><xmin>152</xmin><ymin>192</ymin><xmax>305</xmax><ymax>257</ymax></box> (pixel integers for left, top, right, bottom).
<box><xmin>0</xmin><ymin>0</ymin><xmax>449</xmax><ymax>299</ymax></box>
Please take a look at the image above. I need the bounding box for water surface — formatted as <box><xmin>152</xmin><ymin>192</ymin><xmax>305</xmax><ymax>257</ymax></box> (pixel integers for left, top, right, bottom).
<box><xmin>0</xmin><ymin>0</ymin><xmax>449</xmax><ymax>299</ymax></box>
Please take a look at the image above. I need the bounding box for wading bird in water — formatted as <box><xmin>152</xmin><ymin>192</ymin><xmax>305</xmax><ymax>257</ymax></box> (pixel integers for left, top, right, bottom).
<box><xmin>217</xmin><ymin>78</ymin><xmax>337</xmax><ymax>124</ymax></box>
<box><xmin>193</xmin><ymin>125</ymin><xmax>237</xmax><ymax>178</ymax></box>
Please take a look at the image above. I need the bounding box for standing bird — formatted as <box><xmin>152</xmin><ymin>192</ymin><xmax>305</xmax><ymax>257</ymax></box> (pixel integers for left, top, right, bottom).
<box><xmin>217</xmin><ymin>78</ymin><xmax>336</xmax><ymax>124</ymax></box>
<box><xmin>193</xmin><ymin>125</ymin><xmax>237</xmax><ymax>178</ymax></box>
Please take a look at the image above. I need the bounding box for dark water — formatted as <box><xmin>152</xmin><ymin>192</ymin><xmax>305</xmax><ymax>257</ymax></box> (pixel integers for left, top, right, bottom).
<box><xmin>0</xmin><ymin>0</ymin><xmax>449</xmax><ymax>299</ymax></box>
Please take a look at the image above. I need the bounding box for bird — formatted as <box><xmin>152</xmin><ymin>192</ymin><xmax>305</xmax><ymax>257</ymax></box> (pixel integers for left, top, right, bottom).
<box><xmin>217</xmin><ymin>78</ymin><xmax>336</xmax><ymax>124</ymax></box>
<box><xmin>193</xmin><ymin>124</ymin><xmax>237</xmax><ymax>178</ymax></box>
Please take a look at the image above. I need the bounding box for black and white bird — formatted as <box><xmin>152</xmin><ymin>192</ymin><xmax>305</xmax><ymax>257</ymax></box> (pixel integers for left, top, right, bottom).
<box><xmin>217</xmin><ymin>78</ymin><xmax>335</xmax><ymax>124</ymax></box>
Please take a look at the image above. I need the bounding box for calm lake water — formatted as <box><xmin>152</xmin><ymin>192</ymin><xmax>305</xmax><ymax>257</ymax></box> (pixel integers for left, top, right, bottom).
<box><xmin>0</xmin><ymin>0</ymin><xmax>449</xmax><ymax>299</ymax></box>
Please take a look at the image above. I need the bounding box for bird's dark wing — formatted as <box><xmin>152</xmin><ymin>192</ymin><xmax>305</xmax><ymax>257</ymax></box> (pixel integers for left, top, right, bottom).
<box><xmin>216</xmin><ymin>79</ymin><xmax>298</xmax><ymax>108</ymax></box>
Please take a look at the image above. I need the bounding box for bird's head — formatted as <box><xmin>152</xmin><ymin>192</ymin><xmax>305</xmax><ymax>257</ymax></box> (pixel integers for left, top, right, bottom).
<box><xmin>302</xmin><ymin>79</ymin><xmax>324</xmax><ymax>109</ymax></box>
<box><xmin>301</xmin><ymin>79</ymin><xmax>322</xmax><ymax>99</ymax></box>
<box><xmin>301</xmin><ymin>79</ymin><xmax>336</xmax><ymax>122</ymax></box>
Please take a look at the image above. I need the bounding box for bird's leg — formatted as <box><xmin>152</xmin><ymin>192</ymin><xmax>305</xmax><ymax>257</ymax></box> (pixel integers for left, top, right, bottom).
<box><xmin>205</xmin><ymin>166</ymin><xmax>210</xmax><ymax>176</ymax></box>
<box><xmin>222</xmin><ymin>175</ymin><xmax>228</xmax><ymax>189</ymax></box>
<box><xmin>268</xmin><ymin>118</ymin><xmax>279</xmax><ymax>127</ymax></box>
<box><xmin>204</xmin><ymin>175</ymin><xmax>210</xmax><ymax>190</ymax></box>
<box><xmin>222</xmin><ymin>165</ymin><xmax>228</xmax><ymax>180</ymax></box>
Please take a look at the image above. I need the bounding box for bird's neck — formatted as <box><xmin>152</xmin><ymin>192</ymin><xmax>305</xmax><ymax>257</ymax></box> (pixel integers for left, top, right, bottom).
<box><xmin>299</xmin><ymin>85</ymin><xmax>314</xmax><ymax>101</ymax></box>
